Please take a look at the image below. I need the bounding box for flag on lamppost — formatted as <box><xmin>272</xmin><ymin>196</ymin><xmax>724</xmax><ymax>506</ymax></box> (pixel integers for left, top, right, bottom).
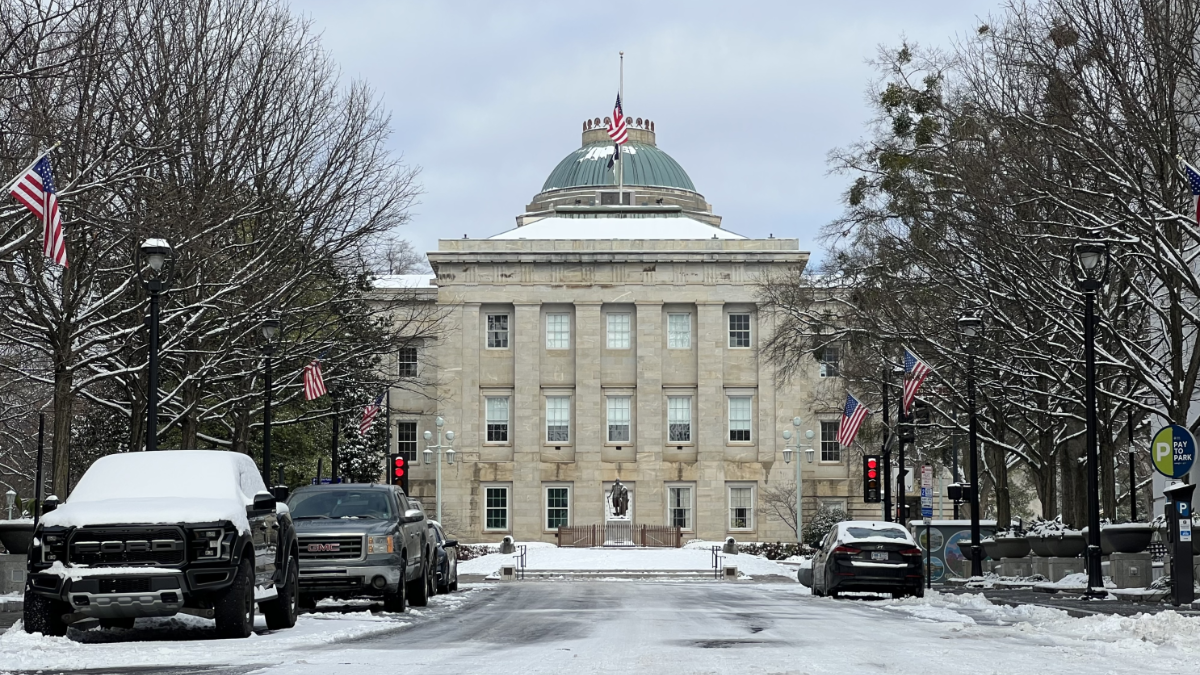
<box><xmin>360</xmin><ymin>391</ymin><xmax>384</xmax><ymax>435</ymax></box>
<box><xmin>836</xmin><ymin>391</ymin><xmax>871</xmax><ymax>447</ymax></box>
<box><xmin>902</xmin><ymin>347</ymin><xmax>934</xmax><ymax>414</ymax></box>
<box><xmin>8</xmin><ymin>153</ymin><xmax>67</xmax><ymax>267</ymax></box>
<box><xmin>302</xmin><ymin>359</ymin><xmax>327</xmax><ymax>400</ymax></box>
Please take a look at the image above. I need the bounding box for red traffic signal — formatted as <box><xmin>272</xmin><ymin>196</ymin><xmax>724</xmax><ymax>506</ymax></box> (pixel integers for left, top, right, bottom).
<box><xmin>388</xmin><ymin>454</ymin><xmax>410</xmax><ymax>494</ymax></box>
<box><xmin>393</xmin><ymin>456</ymin><xmax>406</xmax><ymax>478</ymax></box>
<box><xmin>863</xmin><ymin>455</ymin><xmax>882</xmax><ymax>503</ymax></box>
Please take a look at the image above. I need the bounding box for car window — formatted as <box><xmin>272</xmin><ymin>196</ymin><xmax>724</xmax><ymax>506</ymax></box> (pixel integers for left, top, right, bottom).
<box><xmin>843</xmin><ymin>526</ymin><xmax>909</xmax><ymax>540</ymax></box>
<box><xmin>288</xmin><ymin>490</ymin><xmax>393</xmax><ymax>519</ymax></box>
<box><xmin>433</xmin><ymin>526</ymin><xmax>444</xmax><ymax>543</ymax></box>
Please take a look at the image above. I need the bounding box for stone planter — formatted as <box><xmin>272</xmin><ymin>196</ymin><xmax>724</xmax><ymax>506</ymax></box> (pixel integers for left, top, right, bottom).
<box><xmin>1099</xmin><ymin>523</ymin><xmax>1154</xmax><ymax>554</ymax></box>
<box><xmin>982</xmin><ymin>536</ymin><xmax>1031</xmax><ymax>559</ymax></box>
<box><xmin>0</xmin><ymin>520</ymin><xmax>34</xmax><ymax>555</ymax></box>
<box><xmin>1035</xmin><ymin>531</ymin><xmax>1086</xmax><ymax>558</ymax></box>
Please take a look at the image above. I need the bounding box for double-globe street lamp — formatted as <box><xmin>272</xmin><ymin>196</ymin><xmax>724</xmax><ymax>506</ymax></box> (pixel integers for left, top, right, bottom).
<box><xmin>260</xmin><ymin>318</ymin><xmax>281</xmax><ymax>485</ymax></box>
<box><xmin>958</xmin><ymin>314</ymin><xmax>984</xmax><ymax>578</ymax></box>
<box><xmin>1075</xmin><ymin>240</ymin><xmax>1109</xmax><ymax>598</ymax></box>
<box><xmin>423</xmin><ymin>417</ymin><xmax>455</xmax><ymax>524</ymax></box>
<box><xmin>781</xmin><ymin>417</ymin><xmax>816</xmax><ymax>545</ymax></box>
<box><xmin>137</xmin><ymin>239</ymin><xmax>175</xmax><ymax>452</ymax></box>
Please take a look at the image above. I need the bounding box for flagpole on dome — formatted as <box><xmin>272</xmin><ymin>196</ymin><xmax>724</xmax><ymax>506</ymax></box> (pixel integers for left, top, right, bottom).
<box><xmin>618</xmin><ymin>51</ymin><xmax>624</xmax><ymax>200</ymax></box>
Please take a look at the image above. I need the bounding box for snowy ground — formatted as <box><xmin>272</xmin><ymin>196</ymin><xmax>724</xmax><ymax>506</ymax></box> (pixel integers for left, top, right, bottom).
<box><xmin>3</xmin><ymin>582</ymin><xmax>1199</xmax><ymax>674</ymax></box>
<box><xmin>458</xmin><ymin>541</ymin><xmax>792</xmax><ymax>577</ymax></box>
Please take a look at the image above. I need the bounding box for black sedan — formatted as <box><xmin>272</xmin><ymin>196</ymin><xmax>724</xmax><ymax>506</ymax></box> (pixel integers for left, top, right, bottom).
<box><xmin>429</xmin><ymin>520</ymin><xmax>459</xmax><ymax>594</ymax></box>
<box><xmin>811</xmin><ymin>521</ymin><xmax>925</xmax><ymax>598</ymax></box>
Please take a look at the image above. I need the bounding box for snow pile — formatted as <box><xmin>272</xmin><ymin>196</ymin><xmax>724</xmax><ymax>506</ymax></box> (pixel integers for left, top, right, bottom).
<box><xmin>488</xmin><ymin>216</ymin><xmax>747</xmax><ymax>241</ymax></box>
<box><xmin>874</xmin><ymin>591</ymin><xmax>1200</xmax><ymax>653</ymax></box>
<box><xmin>458</xmin><ymin>544</ymin><xmax>791</xmax><ymax>578</ymax></box>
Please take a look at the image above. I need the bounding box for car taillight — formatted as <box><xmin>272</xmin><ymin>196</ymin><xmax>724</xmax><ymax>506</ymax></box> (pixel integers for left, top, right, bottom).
<box><xmin>832</xmin><ymin>545</ymin><xmax>861</xmax><ymax>555</ymax></box>
<box><xmin>898</xmin><ymin>547</ymin><xmax>923</xmax><ymax>556</ymax></box>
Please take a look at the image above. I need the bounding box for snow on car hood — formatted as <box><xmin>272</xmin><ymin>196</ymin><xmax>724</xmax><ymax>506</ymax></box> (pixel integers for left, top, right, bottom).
<box><xmin>41</xmin><ymin>450</ymin><xmax>268</xmax><ymax>534</ymax></box>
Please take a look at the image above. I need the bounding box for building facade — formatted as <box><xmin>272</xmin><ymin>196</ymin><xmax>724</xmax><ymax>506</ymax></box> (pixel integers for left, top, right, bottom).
<box><xmin>379</xmin><ymin>116</ymin><xmax>881</xmax><ymax>542</ymax></box>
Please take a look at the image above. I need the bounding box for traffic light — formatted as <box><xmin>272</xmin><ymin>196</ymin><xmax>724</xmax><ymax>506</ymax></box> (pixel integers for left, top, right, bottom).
<box><xmin>898</xmin><ymin>421</ymin><xmax>915</xmax><ymax>444</ymax></box>
<box><xmin>388</xmin><ymin>454</ymin><xmax>410</xmax><ymax>495</ymax></box>
<box><xmin>863</xmin><ymin>455</ymin><xmax>881</xmax><ymax>503</ymax></box>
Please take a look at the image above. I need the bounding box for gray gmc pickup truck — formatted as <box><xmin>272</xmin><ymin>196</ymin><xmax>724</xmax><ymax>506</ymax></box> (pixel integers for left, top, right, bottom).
<box><xmin>286</xmin><ymin>484</ymin><xmax>433</xmax><ymax>612</ymax></box>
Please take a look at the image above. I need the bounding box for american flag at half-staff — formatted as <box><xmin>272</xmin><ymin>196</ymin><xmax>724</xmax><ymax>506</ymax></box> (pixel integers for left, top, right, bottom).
<box><xmin>8</xmin><ymin>151</ymin><xmax>67</xmax><ymax>267</ymax></box>
<box><xmin>902</xmin><ymin>347</ymin><xmax>934</xmax><ymax>414</ymax></box>
<box><xmin>836</xmin><ymin>391</ymin><xmax>871</xmax><ymax>447</ymax></box>
<box><xmin>1183</xmin><ymin>157</ymin><xmax>1200</xmax><ymax>226</ymax></box>
<box><xmin>360</xmin><ymin>391</ymin><xmax>384</xmax><ymax>435</ymax></box>
<box><xmin>302</xmin><ymin>359</ymin><xmax>327</xmax><ymax>400</ymax></box>
<box><xmin>606</xmin><ymin>93</ymin><xmax>628</xmax><ymax>170</ymax></box>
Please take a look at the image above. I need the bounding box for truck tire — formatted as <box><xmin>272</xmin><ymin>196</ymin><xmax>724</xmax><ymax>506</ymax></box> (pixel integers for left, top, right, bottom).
<box><xmin>214</xmin><ymin>557</ymin><xmax>255</xmax><ymax>639</ymax></box>
<box><xmin>383</xmin><ymin>579</ymin><xmax>406</xmax><ymax>613</ymax></box>
<box><xmin>262</xmin><ymin>551</ymin><xmax>298</xmax><ymax>630</ymax></box>
<box><xmin>407</xmin><ymin>557</ymin><xmax>429</xmax><ymax>607</ymax></box>
<box><xmin>23</xmin><ymin>588</ymin><xmax>69</xmax><ymax>636</ymax></box>
<box><xmin>426</xmin><ymin>551</ymin><xmax>437</xmax><ymax>598</ymax></box>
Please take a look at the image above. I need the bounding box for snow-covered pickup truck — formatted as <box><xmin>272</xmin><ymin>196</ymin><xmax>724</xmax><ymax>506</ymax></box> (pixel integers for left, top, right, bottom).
<box><xmin>24</xmin><ymin>450</ymin><xmax>299</xmax><ymax>638</ymax></box>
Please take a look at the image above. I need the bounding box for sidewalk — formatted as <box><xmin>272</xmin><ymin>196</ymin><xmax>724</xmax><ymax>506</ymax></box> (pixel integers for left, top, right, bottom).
<box><xmin>941</xmin><ymin>586</ymin><xmax>1200</xmax><ymax>618</ymax></box>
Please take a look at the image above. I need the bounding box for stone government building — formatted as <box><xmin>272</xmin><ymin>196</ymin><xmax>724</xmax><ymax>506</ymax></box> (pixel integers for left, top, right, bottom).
<box><xmin>375</xmin><ymin>115</ymin><xmax>876</xmax><ymax>543</ymax></box>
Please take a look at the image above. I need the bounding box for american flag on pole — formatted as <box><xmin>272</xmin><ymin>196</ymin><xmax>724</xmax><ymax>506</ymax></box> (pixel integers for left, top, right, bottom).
<box><xmin>902</xmin><ymin>347</ymin><xmax>934</xmax><ymax>414</ymax></box>
<box><xmin>360</xmin><ymin>391</ymin><xmax>384</xmax><ymax>435</ymax></box>
<box><xmin>836</xmin><ymin>391</ymin><xmax>871</xmax><ymax>447</ymax></box>
<box><xmin>302</xmin><ymin>359</ymin><xmax>327</xmax><ymax>400</ymax></box>
<box><xmin>1184</xmin><ymin>159</ymin><xmax>1200</xmax><ymax>226</ymax></box>
<box><xmin>9</xmin><ymin>155</ymin><xmax>67</xmax><ymax>267</ymax></box>
<box><xmin>606</xmin><ymin>93</ymin><xmax>627</xmax><ymax>170</ymax></box>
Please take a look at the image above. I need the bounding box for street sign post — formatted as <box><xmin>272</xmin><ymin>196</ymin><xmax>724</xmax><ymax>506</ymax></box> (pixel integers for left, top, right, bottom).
<box><xmin>921</xmin><ymin>465</ymin><xmax>933</xmax><ymax>589</ymax></box>
<box><xmin>1151</xmin><ymin>424</ymin><xmax>1196</xmax><ymax>479</ymax></box>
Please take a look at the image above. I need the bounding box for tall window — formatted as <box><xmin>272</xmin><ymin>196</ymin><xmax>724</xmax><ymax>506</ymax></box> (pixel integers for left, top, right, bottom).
<box><xmin>819</xmin><ymin>344</ymin><xmax>840</xmax><ymax>378</ymax></box>
<box><xmin>668</xmin><ymin>396</ymin><xmax>692</xmax><ymax>443</ymax></box>
<box><xmin>820</xmin><ymin>421</ymin><xmax>841</xmax><ymax>461</ymax></box>
<box><xmin>667</xmin><ymin>313</ymin><xmax>691</xmax><ymax>349</ymax></box>
<box><xmin>396</xmin><ymin>422</ymin><xmax>418</xmax><ymax>461</ymax></box>
<box><xmin>398</xmin><ymin>347</ymin><xmax>418</xmax><ymax>378</ymax></box>
<box><xmin>728</xmin><ymin>313</ymin><xmax>751</xmax><ymax>348</ymax></box>
<box><xmin>486</xmin><ymin>396</ymin><xmax>510</xmax><ymax>442</ymax></box>
<box><xmin>546</xmin><ymin>313</ymin><xmax>570</xmax><ymax>350</ymax></box>
<box><xmin>487</xmin><ymin>314</ymin><xmax>509</xmax><ymax>349</ymax></box>
<box><xmin>728</xmin><ymin>485</ymin><xmax>754</xmax><ymax>530</ymax></box>
<box><xmin>728</xmin><ymin>396</ymin><xmax>752</xmax><ymax>442</ymax></box>
<box><xmin>607</xmin><ymin>313</ymin><xmax>631</xmax><ymax>349</ymax></box>
<box><xmin>485</xmin><ymin>486</ymin><xmax>509</xmax><ymax>531</ymax></box>
<box><xmin>546</xmin><ymin>396</ymin><xmax>570</xmax><ymax>443</ymax></box>
<box><xmin>668</xmin><ymin>485</ymin><xmax>693</xmax><ymax>530</ymax></box>
<box><xmin>545</xmin><ymin>486</ymin><xmax>570</xmax><ymax>529</ymax></box>
<box><xmin>607</xmin><ymin>395</ymin><xmax>631</xmax><ymax>443</ymax></box>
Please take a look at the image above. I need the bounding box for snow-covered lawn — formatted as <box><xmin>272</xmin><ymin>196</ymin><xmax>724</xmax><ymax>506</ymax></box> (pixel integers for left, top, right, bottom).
<box><xmin>458</xmin><ymin>542</ymin><xmax>792</xmax><ymax>578</ymax></box>
<box><xmin>0</xmin><ymin>587</ymin><xmax>478</xmax><ymax>673</ymax></box>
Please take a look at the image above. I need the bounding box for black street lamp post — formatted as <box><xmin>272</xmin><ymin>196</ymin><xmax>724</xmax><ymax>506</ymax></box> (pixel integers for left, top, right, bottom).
<box><xmin>1075</xmin><ymin>241</ymin><xmax>1109</xmax><ymax>598</ymax></box>
<box><xmin>958</xmin><ymin>314</ymin><xmax>984</xmax><ymax>578</ymax></box>
<box><xmin>260</xmin><ymin>318</ymin><xmax>281</xmax><ymax>485</ymax></box>
<box><xmin>137</xmin><ymin>239</ymin><xmax>175</xmax><ymax>452</ymax></box>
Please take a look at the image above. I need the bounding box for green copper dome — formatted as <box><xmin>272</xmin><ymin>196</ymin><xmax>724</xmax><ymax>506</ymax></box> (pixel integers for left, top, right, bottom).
<box><xmin>541</xmin><ymin>141</ymin><xmax>696</xmax><ymax>192</ymax></box>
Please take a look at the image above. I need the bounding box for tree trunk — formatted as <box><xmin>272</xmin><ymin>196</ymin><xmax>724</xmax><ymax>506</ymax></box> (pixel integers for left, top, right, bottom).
<box><xmin>1100</xmin><ymin>431</ymin><xmax>1116</xmax><ymax>520</ymax></box>
<box><xmin>51</xmin><ymin>364</ymin><xmax>73</xmax><ymax>498</ymax></box>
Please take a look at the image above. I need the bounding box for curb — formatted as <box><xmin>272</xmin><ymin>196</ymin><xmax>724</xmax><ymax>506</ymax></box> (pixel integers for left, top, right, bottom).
<box><xmin>0</xmin><ymin>598</ymin><xmax>22</xmax><ymax>612</ymax></box>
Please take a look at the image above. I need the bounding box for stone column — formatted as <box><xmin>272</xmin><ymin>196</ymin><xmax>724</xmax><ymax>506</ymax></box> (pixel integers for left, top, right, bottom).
<box><xmin>574</xmin><ymin>302</ymin><xmax>604</xmax><ymax>526</ymax></box>
<box><xmin>513</xmin><ymin>302</ymin><xmax>541</xmax><ymax>539</ymax></box>
<box><xmin>696</xmin><ymin>301</ymin><xmax>726</xmax><ymax>541</ymax></box>
<box><xmin>635</xmin><ymin>301</ymin><xmax>664</xmax><ymax>524</ymax></box>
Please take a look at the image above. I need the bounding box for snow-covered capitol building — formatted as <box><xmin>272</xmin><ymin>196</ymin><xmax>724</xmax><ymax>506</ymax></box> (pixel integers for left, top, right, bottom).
<box><xmin>377</xmin><ymin>117</ymin><xmax>872</xmax><ymax>543</ymax></box>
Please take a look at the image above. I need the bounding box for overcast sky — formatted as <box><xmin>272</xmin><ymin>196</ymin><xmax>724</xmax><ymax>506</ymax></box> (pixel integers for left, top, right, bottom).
<box><xmin>286</xmin><ymin>0</ymin><xmax>999</xmax><ymax>268</ymax></box>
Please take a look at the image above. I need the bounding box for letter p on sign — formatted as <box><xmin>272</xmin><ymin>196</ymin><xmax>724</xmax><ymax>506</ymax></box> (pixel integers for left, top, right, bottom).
<box><xmin>1157</xmin><ymin>441</ymin><xmax>1172</xmax><ymax>463</ymax></box>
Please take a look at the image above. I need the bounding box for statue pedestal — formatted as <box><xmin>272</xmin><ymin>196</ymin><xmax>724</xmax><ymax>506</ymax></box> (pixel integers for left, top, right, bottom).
<box><xmin>604</xmin><ymin>520</ymin><xmax>634</xmax><ymax>546</ymax></box>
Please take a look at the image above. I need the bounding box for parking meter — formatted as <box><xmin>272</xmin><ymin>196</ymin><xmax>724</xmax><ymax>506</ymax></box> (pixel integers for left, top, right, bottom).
<box><xmin>1163</xmin><ymin>482</ymin><xmax>1195</xmax><ymax>606</ymax></box>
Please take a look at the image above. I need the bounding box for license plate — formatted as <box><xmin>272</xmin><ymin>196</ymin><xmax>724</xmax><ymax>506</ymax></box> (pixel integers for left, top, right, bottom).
<box><xmin>870</xmin><ymin>551</ymin><xmax>888</xmax><ymax>561</ymax></box>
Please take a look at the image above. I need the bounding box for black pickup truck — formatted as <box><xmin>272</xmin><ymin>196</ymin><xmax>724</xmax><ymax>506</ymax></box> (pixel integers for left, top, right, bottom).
<box><xmin>287</xmin><ymin>483</ymin><xmax>434</xmax><ymax>612</ymax></box>
<box><xmin>25</xmin><ymin>450</ymin><xmax>298</xmax><ymax>638</ymax></box>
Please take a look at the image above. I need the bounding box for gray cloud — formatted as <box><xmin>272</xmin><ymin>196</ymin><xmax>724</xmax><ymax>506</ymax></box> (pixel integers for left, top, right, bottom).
<box><xmin>286</xmin><ymin>0</ymin><xmax>998</xmax><ymax>265</ymax></box>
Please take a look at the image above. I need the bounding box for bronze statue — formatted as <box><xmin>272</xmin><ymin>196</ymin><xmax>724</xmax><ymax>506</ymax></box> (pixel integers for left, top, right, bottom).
<box><xmin>609</xmin><ymin>480</ymin><xmax>629</xmax><ymax>518</ymax></box>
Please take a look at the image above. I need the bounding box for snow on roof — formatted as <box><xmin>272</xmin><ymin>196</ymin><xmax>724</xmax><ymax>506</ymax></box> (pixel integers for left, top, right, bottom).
<box><xmin>373</xmin><ymin>273</ymin><xmax>436</xmax><ymax>289</ymax></box>
<box><xmin>42</xmin><ymin>450</ymin><xmax>267</xmax><ymax>533</ymax></box>
<box><xmin>489</xmin><ymin>216</ymin><xmax>746</xmax><ymax>240</ymax></box>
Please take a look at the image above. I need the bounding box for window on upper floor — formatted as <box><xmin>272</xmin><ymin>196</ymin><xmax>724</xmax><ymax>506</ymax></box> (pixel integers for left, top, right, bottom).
<box><xmin>668</xmin><ymin>396</ymin><xmax>692</xmax><ymax>443</ymax></box>
<box><xmin>607</xmin><ymin>395</ymin><xmax>631</xmax><ymax>443</ymax></box>
<box><xmin>607</xmin><ymin>313</ymin><xmax>630</xmax><ymax>349</ymax></box>
<box><xmin>821</xmin><ymin>421</ymin><xmax>841</xmax><ymax>462</ymax></box>
<box><xmin>546</xmin><ymin>396</ymin><xmax>570</xmax><ymax>443</ymax></box>
<box><xmin>398</xmin><ymin>346</ymin><xmax>418</xmax><ymax>378</ymax></box>
<box><xmin>667</xmin><ymin>313</ymin><xmax>691</xmax><ymax>349</ymax></box>
<box><xmin>728</xmin><ymin>396</ymin><xmax>752</xmax><ymax>442</ymax></box>
<box><xmin>729</xmin><ymin>313</ymin><xmax>751</xmax><ymax>348</ymax></box>
<box><xmin>396</xmin><ymin>421</ymin><xmax>418</xmax><ymax>461</ymax></box>
<box><xmin>486</xmin><ymin>396</ymin><xmax>510</xmax><ymax>443</ymax></box>
<box><xmin>819</xmin><ymin>344</ymin><xmax>840</xmax><ymax>378</ymax></box>
<box><xmin>546</xmin><ymin>313</ymin><xmax>570</xmax><ymax>350</ymax></box>
<box><xmin>487</xmin><ymin>314</ymin><xmax>509</xmax><ymax>349</ymax></box>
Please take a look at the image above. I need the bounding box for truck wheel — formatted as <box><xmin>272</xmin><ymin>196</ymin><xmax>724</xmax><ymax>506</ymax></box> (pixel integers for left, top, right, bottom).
<box><xmin>214</xmin><ymin>557</ymin><xmax>255</xmax><ymax>638</ymax></box>
<box><xmin>383</xmin><ymin>579</ymin><xmax>406</xmax><ymax>613</ymax></box>
<box><xmin>407</xmin><ymin>557</ymin><xmax>429</xmax><ymax>607</ymax></box>
<box><xmin>23</xmin><ymin>588</ymin><xmax>69</xmax><ymax>636</ymax></box>
<box><xmin>262</xmin><ymin>551</ymin><xmax>298</xmax><ymax>630</ymax></box>
<box><xmin>426</xmin><ymin>552</ymin><xmax>437</xmax><ymax>597</ymax></box>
